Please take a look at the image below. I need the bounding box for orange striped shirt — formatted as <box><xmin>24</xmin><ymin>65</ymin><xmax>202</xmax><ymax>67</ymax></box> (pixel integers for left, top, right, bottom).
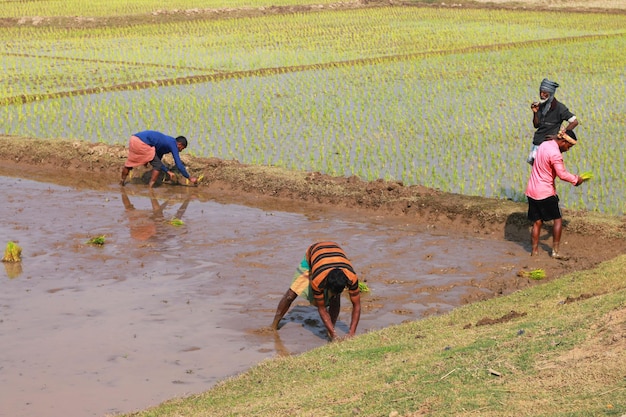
<box><xmin>306</xmin><ymin>242</ymin><xmax>359</xmax><ymax>303</ymax></box>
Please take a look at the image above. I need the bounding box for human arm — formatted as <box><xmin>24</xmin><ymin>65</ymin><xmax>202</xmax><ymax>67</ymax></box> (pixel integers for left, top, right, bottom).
<box><xmin>316</xmin><ymin>299</ymin><xmax>337</xmax><ymax>340</ymax></box>
<box><xmin>552</xmin><ymin>153</ymin><xmax>579</xmax><ymax>186</ymax></box>
<box><xmin>165</xmin><ymin>146</ymin><xmax>198</xmax><ymax>183</ymax></box>
<box><xmin>558</xmin><ymin>104</ymin><xmax>578</xmax><ymax>132</ymax></box>
<box><xmin>168</xmin><ymin>146</ymin><xmax>191</xmax><ymax>179</ymax></box>
<box><xmin>347</xmin><ymin>291</ymin><xmax>361</xmax><ymax>338</ymax></box>
<box><xmin>532</xmin><ymin>104</ymin><xmax>540</xmax><ymax>128</ymax></box>
<box><xmin>562</xmin><ymin>116</ymin><xmax>578</xmax><ymax>132</ymax></box>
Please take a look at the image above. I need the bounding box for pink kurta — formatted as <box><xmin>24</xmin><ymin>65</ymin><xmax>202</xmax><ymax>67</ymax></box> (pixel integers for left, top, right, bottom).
<box><xmin>525</xmin><ymin>140</ymin><xmax>578</xmax><ymax>200</ymax></box>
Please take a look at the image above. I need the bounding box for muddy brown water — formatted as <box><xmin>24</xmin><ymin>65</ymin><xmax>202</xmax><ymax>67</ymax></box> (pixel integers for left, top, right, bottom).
<box><xmin>1</xmin><ymin>173</ymin><xmax>531</xmax><ymax>417</ymax></box>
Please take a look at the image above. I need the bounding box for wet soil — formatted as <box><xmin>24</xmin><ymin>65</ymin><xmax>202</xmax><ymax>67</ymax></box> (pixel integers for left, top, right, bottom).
<box><xmin>1</xmin><ymin>136</ymin><xmax>625</xmax><ymax>417</ymax></box>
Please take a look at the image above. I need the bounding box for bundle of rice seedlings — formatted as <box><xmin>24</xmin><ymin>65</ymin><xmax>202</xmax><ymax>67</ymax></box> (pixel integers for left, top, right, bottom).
<box><xmin>529</xmin><ymin>269</ymin><xmax>546</xmax><ymax>280</ymax></box>
<box><xmin>169</xmin><ymin>218</ymin><xmax>184</xmax><ymax>226</ymax></box>
<box><xmin>86</xmin><ymin>235</ymin><xmax>106</xmax><ymax>245</ymax></box>
<box><xmin>358</xmin><ymin>281</ymin><xmax>370</xmax><ymax>292</ymax></box>
<box><xmin>580</xmin><ymin>171</ymin><xmax>593</xmax><ymax>181</ymax></box>
<box><xmin>2</xmin><ymin>241</ymin><xmax>22</xmax><ymax>262</ymax></box>
<box><xmin>517</xmin><ymin>268</ymin><xmax>546</xmax><ymax>280</ymax></box>
<box><xmin>185</xmin><ymin>174</ymin><xmax>204</xmax><ymax>186</ymax></box>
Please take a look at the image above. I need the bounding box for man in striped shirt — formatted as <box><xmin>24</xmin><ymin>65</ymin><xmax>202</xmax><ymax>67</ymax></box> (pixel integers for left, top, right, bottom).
<box><xmin>270</xmin><ymin>242</ymin><xmax>361</xmax><ymax>341</ymax></box>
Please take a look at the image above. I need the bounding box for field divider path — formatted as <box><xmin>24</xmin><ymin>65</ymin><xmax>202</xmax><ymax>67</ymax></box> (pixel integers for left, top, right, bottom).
<box><xmin>2</xmin><ymin>51</ymin><xmax>222</xmax><ymax>72</ymax></box>
<box><xmin>1</xmin><ymin>31</ymin><xmax>622</xmax><ymax>106</ymax></box>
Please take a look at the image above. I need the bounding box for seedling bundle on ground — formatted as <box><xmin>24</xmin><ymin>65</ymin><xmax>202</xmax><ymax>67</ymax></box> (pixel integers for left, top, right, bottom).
<box><xmin>518</xmin><ymin>268</ymin><xmax>547</xmax><ymax>280</ymax></box>
<box><xmin>168</xmin><ymin>218</ymin><xmax>184</xmax><ymax>226</ymax></box>
<box><xmin>86</xmin><ymin>235</ymin><xmax>106</xmax><ymax>246</ymax></box>
<box><xmin>2</xmin><ymin>241</ymin><xmax>22</xmax><ymax>263</ymax></box>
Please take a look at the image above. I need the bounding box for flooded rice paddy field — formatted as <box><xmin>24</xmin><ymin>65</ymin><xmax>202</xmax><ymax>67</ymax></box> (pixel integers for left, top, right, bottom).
<box><xmin>0</xmin><ymin>173</ymin><xmax>531</xmax><ymax>417</ymax></box>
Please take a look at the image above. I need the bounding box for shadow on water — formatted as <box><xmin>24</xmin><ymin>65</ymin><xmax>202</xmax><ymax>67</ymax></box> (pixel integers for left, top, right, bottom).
<box><xmin>1</xmin><ymin>175</ymin><xmax>533</xmax><ymax>417</ymax></box>
<box><xmin>504</xmin><ymin>210</ymin><xmax>573</xmax><ymax>256</ymax></box>
<box><xmin>504</xmin><ymin>211</ymin><xmax>529</xmax><ymax>247</ymax></box>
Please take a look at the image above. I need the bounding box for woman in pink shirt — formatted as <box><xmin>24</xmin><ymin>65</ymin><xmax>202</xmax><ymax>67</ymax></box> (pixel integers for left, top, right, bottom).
<box><xmin>525</xmin><ymin>130</ymin><xmax>587</xmax><ymax>259</ymax></box>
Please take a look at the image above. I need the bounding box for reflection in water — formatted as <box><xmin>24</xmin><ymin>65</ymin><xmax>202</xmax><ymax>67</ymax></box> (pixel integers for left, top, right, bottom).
<box><xmin>120</xmin><ymin>188</ymin><xmax>190</xmax><ymax>241</ymax></box>
<box><xmin>3</xmin><ymin>261</ymin><xmax>22</xmax><ymax>279</ymax></box>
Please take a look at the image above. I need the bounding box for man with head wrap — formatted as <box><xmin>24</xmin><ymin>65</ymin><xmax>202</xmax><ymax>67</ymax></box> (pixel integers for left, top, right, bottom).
<box><xmin>527</xmin><ymin>78</ymin><xmax>579</xmax><ymax>164</ymax></box>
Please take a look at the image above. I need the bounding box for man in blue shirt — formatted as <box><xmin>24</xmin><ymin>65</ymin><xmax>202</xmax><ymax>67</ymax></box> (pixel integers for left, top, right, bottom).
<box><xmin>120</xmin><ymin>130</ymin><xmax>197</xmax><ymax>188</ymax></box>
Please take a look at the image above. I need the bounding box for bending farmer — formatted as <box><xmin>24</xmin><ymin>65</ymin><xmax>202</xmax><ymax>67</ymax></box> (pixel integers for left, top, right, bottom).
<box><xmin>271</xmin><ymin>241</ymin><xmax>361</xmax><ymax>341</ymax></box>
<box><xmin>120</xmin><ymin>130</ymin><xmax>197</xmax><ymax>188</ymax></box>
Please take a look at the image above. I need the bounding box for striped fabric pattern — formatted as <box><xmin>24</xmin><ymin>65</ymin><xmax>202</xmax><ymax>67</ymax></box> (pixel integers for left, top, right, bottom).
<box><xmin>306</xmin><ymin>242</ymin><xmax>359</xmax><ymax>302</ymax></box>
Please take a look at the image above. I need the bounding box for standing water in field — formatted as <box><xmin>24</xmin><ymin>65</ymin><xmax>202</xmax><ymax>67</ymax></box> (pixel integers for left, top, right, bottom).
<box><xmin>1</xmin><ymin>174</ymin><xmax>534</xmax><ymax>417</ymax></box>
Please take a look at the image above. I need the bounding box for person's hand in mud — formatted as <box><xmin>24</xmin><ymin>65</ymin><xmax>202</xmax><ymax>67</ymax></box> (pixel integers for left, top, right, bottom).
<box><xmin>166</xmin><ymin>171</ymin><xmax>178</xmax><ymax>183</ymax></box>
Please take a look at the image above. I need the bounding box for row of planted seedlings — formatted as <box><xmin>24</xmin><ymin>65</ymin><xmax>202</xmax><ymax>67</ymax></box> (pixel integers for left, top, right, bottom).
<box><xmin>0</xmin><ymin>0</ymin><xmax>344</xmax><ymax>18</ymax></box>
<box><xmin>2</xmin><ymin>51</ymin><xmax>623</xmax><ymax>213</ymax></box>
<box><xmin>4</xmin><ymin>36</ymin><xmax>623</xmax><ymax>214</ymax></box>
<box><xmin>1</xmin><ymin>8</ymin><xmax>625</xmax><ymax>214</ymax></box>
<box><xmin>4</xmin><ymin>5</ymin><xmax>624</xmax><ymax>101</ymax></box>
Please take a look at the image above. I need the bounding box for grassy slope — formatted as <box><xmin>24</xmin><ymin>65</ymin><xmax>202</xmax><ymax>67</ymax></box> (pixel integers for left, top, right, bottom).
<box><xmin>123</xmin><ymin>256</ymin><xmax>626</xmax><ymax>417</ymax></box>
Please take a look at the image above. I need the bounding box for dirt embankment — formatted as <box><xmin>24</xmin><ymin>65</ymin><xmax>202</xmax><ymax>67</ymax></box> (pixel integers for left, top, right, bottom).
<box><xmin>2</xmin><ymin>134</ymin><xmax>625</xmax><ymax>283</ymax></box>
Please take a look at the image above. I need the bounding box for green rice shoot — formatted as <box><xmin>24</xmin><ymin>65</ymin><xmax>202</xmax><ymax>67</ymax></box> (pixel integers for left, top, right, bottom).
<box><xmin>358</xmin><ymin>281</ymin><xmax>370</xmax><ymax>293</ymax></box>
<box><xmin>2</xmin><ymin>241</ymin><xmax>22</xmax><ymax>262</ymax></box>
<box><xmin>518</xmin><ymin>268</ymin><xmax>547</xmax><ymax>280</ymax></box>
<box><xmin>529</xmin><ymin>269</ymin><xmax>546</xmax><ymax>280</ymax></box>
<box><xmin>86</xmin><ymin>235</ymin><xmax>106</xmax><ymax>246</ymax></box>
<box><xmin>580</xmin><ymin>171</ymin><xmax>593</xmax><ymax>181</ymax></box>
<box><xmin>169</xmin><ymin>218</ymin><xmax>185</xmax><ymax>226</ymax></box>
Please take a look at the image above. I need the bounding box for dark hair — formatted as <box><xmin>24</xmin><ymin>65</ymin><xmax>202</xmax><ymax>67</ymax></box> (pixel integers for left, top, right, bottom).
<box><xmin>565</xmin><ymin>129</ymin><xmax>577</xmax><ymax>141</ymax></box>
<box><xmin>175</xmin><ymin>136</ymin><xmax>188</xmax><ymax>148</ymax></box>
<box><xmin>326</xmin><ymin>269</ymin><xmax>349</xmax><ymax>294</ymax></box>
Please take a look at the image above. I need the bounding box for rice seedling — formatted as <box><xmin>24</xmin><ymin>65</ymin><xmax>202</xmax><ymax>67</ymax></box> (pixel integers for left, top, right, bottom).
<box><xmin>518</xmin><ymin>269</ymin><xmax>547</xmax><ymax>280</ymax></box>
<box><xmin>358</xmin><ymin>281</ymin><xmax>370</xmax><ymax>293</ymax></box>
<box><xmin>0</xmin><ymin>0</ymin><xmax>341</xmax><ymax>18</ymax></box>
<box><xmin>169</xmin><ymin>218</ymin><xmax>184</xmax><ymax>226</ymax></box>
<box><xmin>580</xmin><ymin>171</ymin><xmax>593</xmax><ymax>181</ymax></box>
<box><xmin>184</xmin><ymin>174</ymin><xmax>204</xmax><ymax>186</ymax></box>
<box><xmin>2</xmin><ymin>241</ymin><xmax>22</xmax><ymax>263</ymax></box>
<box><xmin>1</xmin><ymin>4</ymin><xmax>625</xmax><ymax>214</ymax></box>
<box><xmin>86</xmin><ymin>235</ymin><xmax>106</xmax><ymax>246</ymax></box>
